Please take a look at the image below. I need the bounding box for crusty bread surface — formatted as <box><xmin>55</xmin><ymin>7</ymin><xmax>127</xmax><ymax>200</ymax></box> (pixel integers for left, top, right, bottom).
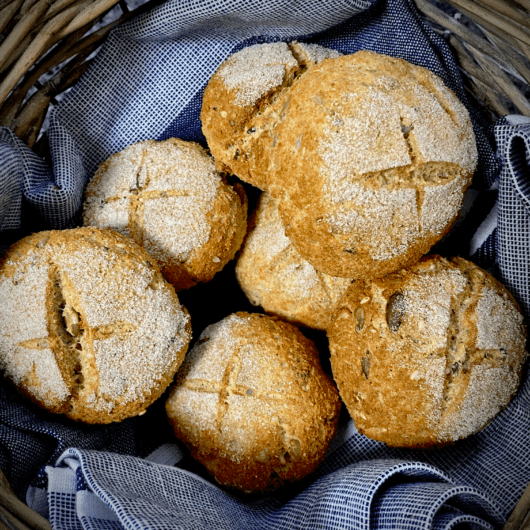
<box><xmin>266</xmin><ymin>50</ymin><xmax>478</xmax><ymax>279</ymax></box>
<box><xmin>166</xmin><ymin>311</ymin><xmax>341</xmax><ymax>494</ymax></box>
<box><xmin>0</xmin><ymin>227</ymin><xmax>191</xmax><ymax>423</ymax></box>
<box><xmin>236</xmin><ymin>192</ymin><xmax>353</xmax><ymax>330</ymax></box>
<box><xmin>327</xmin><ymin>255</ymin><xmax>527</xmax><ymax>448</ymax></box>
<box><xmin>201</xmin><ymin>41</ymin><xmax>341</xmax><ymax>190</ymax></box>
<box><xmin>82</xmin><ymin>138</ymin><xmax>247</xmax><ymax>291</ymax></box>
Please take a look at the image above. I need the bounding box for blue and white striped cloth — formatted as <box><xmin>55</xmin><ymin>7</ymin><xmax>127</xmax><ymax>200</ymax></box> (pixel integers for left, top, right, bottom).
<box><xmin>1</xmin><ymin>0</ymin><xmax>530</xmax><ymax>528</ymax></box>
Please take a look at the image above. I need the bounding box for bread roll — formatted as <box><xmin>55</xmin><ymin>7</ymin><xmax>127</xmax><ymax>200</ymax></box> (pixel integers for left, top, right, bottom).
<box><xmin>201</xmin><ymin>41</ymin><xmax>340</xmax><ymax>190</ymax></box>
<box><xmin>328</xmin><ymin>255</ymin><xmax>527</xmax><ymax>448</ymax></box>
<box><xmin>166</xmin><ymin>312</ymin><xmax>341</xmax><ymax>494</ymax></box>
<box><xmin>268</xmin><ymin>50</ymin><xmax>478</xmax><ymax>279</ymax></box>
<box><xmin>0</xmin><ymin>227</ymin><xmax>191</xmax><ymax>423</ymax></box>
<box><xmin>82</xmin><ymin>138</ymin><xmax>247</xmax><ymax>291</ymax></box>
<box><xmin>236</xmin><ymin>192</ymin><xmax>352</xmax><ymax>330</ymax></box>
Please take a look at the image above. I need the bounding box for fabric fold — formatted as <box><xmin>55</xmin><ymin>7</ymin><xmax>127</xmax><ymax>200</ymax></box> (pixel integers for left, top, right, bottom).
<box><xmin>496</xmin><ymin>117</ymin><xmax>530</xmax><ymax>318</ymax></box>
<box><xmin>0</xmin><ymin>136</ymin><xmax>23</xmax><ymax>232</ymax></box>
<box><xmin>370</xmin><ymin>481</ymin><xmax>503</xmax><ymax>530</ymax></box>
<box><xmin>35</xmin><ymin>450</ymin><xmax>504</xmax><ymax>530</ymax></box>
<box><xmin>0</xmin><ymin>124</ymin><xmax>86</xmax><ymax>235</ymax></box>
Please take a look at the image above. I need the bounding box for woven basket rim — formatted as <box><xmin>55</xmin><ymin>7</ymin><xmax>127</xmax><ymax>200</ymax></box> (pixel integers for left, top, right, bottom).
<box><xmin>0</xmin><ymin>0</ymin><xmax>528</xmax><ymax>155</ymax></box>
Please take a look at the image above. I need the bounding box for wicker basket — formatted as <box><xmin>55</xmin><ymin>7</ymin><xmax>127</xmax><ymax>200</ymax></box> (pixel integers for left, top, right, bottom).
<box><xmin>0</xmin><ymin>0</ymin><xmax>529</xmax><ymax>528</ymax></box>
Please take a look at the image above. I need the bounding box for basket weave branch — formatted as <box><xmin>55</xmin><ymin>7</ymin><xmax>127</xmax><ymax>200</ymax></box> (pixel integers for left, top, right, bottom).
<box><xmin>0</xmin><ymin>0</ymin><xmax>529</xmax><ymax>528</ymax></box>
<box><xmin>416</xmin><ymin>0</ymin><xmax>530</xmax><ymax>120</ymax></box>
<box><xmin>0</xmin><ymin>0</ymin><xmax>163</xmax><ymax>154</ymax></box>
<box><xmin>0</xmin><ymin>469</ymin><xmax>50</xmax><ymax>530</ymax></box>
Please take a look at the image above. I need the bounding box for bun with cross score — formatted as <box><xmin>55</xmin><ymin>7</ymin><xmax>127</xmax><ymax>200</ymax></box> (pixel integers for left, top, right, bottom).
<box><xmin>165</xmin><ymin>312</ymin><xmax>341</xmax><ymax>494</ymax></box>
<box><xmin>328</xmin><ymin>255</ymin><xmax>527</xmax><ymax>448</ymax></box>
<box><xmin>82</xmin><ymin>138</ymin><xmax>247</xmax><ymax>292</ymax></box>
<box><xmin>0</xmin><ymin>227</ymin><xmax>191</xmax><ymax>423</ymax></box>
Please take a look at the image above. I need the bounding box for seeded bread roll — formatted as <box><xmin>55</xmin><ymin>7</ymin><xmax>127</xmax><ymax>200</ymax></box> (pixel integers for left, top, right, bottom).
<box><xmin>166</xmin><ymin>312</ymin><xmax>341</xmax><ymax>494</ymax></box>
<box><xmin>236</xmin><ymin>192</ymin><xmax>353</xmax><ymax>330</ymax></box>
<box><xmin>328</xmin><ymin>255</ymin><xmax>527</xmax><ymax>448</ymax></box>
<box><xmin>0</xmin><ymin>227</ymin><xmax>191</xmax><ymax>424</ymax></box>
<box><xmin>82</xmin><ymin>138</ymin><xmax>247</xmax><ymax>291</ymax></box>
<box><xmin>201</xmin><ymin>41</ymin><xmax>341</xmax><ymax>190</ymax></box>
<box><xmin>268</xmin><ymin>50</ymin><xmax>478</xmax><ymax>279</ymax></box>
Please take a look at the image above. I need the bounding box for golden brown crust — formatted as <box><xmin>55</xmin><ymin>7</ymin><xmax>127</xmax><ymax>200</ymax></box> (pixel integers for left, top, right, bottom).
<box><xmin>267</xmin><ymin>50</ymin><xmax>477</xmax><ymax>279</ymax></box>
<box><xmin>201</xmin><ymin>42</ymin><xmax>341</xmax><ymax>190</ymax></box>
<box><xmin>0</xmin><ymin>227</ymin><xmax>191</xmax><ymax>424</ymax></box>
<box><xmin>166</xmin><ymin>312</ymin><xmax>341</xmax><ymax>494</ymax></box>
<box><xmin>327</xmin><ymin>255</ymin><xmax>527</xmax><ymax>448</ymax></box>
<box><xmin>82</xmin><ymin>138</ymin><xmax>248</xmax><ymax>292</ymax></box>
<box><xmin>235</xmin><ymin>192</ymin><xmax>353</xmax><ymax>330</ymax></box>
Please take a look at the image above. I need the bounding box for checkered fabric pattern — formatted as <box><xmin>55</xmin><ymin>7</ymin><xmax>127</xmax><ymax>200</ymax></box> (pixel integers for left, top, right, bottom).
<box><xmin>495</xmin><ymin>116</ymin><xmax>530</xmax><ymax>319</ymax></box>
<box><xmin>1</xmin><ymin>0</ymin><xmax>529</xmax><ymax>528</ymax></box>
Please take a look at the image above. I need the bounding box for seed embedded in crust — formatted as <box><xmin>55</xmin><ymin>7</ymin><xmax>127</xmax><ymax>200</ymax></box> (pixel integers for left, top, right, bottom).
<box><xmin>386</xmin><ymin>292</ymin><xmax>406</xmax><ymax>332</ymax></box>
<box><xmin>354</xmin><ymin>307</ymin><xmax>365</xmax><ymax>332</ymax></box>
<box><xmin>361</xmin><ymin>355</ymin><xmax>370</xmax><ymax>379</ymax></box>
